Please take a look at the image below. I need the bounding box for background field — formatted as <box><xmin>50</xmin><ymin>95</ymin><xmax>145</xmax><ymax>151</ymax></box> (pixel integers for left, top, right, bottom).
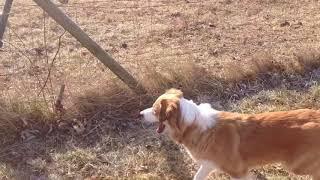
<box><xmin>1</xmin><ymin>0</ymin><xmax>320</xmax><ymax>179</ymax></box>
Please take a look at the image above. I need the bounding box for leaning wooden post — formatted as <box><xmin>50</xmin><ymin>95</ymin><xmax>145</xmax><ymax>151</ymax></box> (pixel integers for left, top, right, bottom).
<box><xmin>33</xmin><ymin>0</ymin><xmax>147</xmax><ymax>95</ymax></box>
<box><xmin>0</xmin><ymin>0</ymin><xmax>14</xmax><ymax>48</ymax></box>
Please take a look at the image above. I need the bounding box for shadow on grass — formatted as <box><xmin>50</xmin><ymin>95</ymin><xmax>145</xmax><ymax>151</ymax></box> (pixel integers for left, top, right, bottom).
<box><xmin>1</xmin><ymin>51</ymin><xmax>320</xmax><ymax>179</ymax></box>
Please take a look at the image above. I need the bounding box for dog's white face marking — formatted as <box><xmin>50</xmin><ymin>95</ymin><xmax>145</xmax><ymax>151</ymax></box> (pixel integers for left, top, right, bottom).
<box><xmin>140</xmin><ymin>108</ymin><xmax>157</xmax><ymax>123</ymax></box>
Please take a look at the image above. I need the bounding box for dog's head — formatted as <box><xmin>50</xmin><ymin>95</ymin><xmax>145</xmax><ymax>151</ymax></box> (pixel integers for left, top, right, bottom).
<box><xmin>140</xmin><ymin>88</ymin><xmax>183</xmax><ymax>135</ymax></box>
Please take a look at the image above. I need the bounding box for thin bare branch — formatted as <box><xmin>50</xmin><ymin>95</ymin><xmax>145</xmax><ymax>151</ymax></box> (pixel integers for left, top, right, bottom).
<box><xmin>37</xmin><ymin>30</ymin><xmax>66</xmax><ymax>96</ymax></box>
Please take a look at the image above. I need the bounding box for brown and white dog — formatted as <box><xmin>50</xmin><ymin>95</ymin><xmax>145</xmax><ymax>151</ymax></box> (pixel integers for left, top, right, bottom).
<box><xmin>140</xmin><ymin>88</ymin><xmax>320</xmax><ymax>180</ymax></box>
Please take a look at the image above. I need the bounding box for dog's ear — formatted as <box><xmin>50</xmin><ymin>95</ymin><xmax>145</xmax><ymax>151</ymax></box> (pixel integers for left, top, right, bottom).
<box><xmin>159</xmin><ymin>99</ymin><xmax>178</xmax><ymax>122</ymax></box>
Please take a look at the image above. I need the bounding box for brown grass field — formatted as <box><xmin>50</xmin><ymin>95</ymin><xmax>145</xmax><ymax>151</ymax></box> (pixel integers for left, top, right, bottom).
<box><xmin>1</xmin><ymin>0</ymin><xmax>320</xmax><ymax>179</ymax></box>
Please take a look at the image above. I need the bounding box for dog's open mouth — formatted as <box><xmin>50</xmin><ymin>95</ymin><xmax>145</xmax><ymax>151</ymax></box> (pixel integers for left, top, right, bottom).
<box><xmin>157</xmin><ymin>123</ymin><xmax>165</xmax><ymax>133</ymax></box>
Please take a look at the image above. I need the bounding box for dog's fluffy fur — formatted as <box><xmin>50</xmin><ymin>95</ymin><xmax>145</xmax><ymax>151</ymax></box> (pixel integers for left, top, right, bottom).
<box><xmin>140</xmin><ymin>88</ymin><xmax>320</xmax><ymax>180</ymax></box>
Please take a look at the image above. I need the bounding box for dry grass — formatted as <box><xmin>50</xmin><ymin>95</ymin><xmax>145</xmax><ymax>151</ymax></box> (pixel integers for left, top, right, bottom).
<box><xmin>0</xmin><ymin>97</ymin><xmax>56</xmax><ymax>145</ymax></box>
<box><xmin>1</xmin><ymin>0</ymin><xmax>320</xmax><ymax>179</ymax></box>
<box><xmin>293</xmin><ymin>48</ymin><xmax>320</xmax><ymax>74</ymax></box>
<box><xmin>1</xmin><ymin>56</ymin><xmax>320</xmax><ymax>179</ymax></box>
<box><xmin>0</xmin><ymin>104</ymin><xmax>20</xmax><ymax>145</ymax></box>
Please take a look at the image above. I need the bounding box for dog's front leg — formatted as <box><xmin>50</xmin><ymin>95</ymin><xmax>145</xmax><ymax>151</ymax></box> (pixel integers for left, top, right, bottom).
<box><xmin>193</xmin><ymin>162</ymin><xmax>216</xmax><ymax>180</ymax></box>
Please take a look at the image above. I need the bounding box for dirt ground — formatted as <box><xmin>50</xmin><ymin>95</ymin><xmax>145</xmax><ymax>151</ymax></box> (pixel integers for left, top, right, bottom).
<box><xmin>1</xmin><ymin>0</ymin><xmax>320</xmax><ymax>179</ymax></box>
